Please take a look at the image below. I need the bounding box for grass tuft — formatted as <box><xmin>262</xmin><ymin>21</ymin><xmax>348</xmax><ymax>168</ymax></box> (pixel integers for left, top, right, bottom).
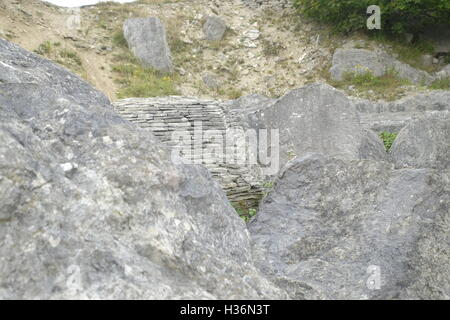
<box><xmin>379</xmin><ymin>131</ymin><xmax>398</xmax><ymax>151</ymax></box>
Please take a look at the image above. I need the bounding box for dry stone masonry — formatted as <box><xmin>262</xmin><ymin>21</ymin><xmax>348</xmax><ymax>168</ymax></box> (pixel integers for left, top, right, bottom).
<box><xmin>113</xmin><ymin>97</ymin><xmax>266</xmax><ymax>204</ymax></box>
<box><xmin>113</xmin><ymin>84</ymin><xmax>390</xmax><ymax>204</ymax></box>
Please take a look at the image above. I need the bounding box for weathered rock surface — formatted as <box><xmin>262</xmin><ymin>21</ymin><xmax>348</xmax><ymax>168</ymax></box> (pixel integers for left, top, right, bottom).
<box><xmin>436</xmin><ymin>64</ymin><xmax>450</xmax><ymax>80</ymax></box>
<box><xmin>113</xmin><ymin>84</ymin><xmax>388</xmax><ymax>204</ymax></box>
<box><xmin>113</xmin><ymin>96</ymin><xmax>267</xmax><ymax>204</ymax></box>
<box><xmin>352</xmin><ymin>90</ymin><xmax>450</xmax><ymax>133</ymax></box>
<box><xmin>245</xmin><ymin>83</ymin><xmax>388</xmax><ymax>167</ymax></box>
<box><xmin>390</xmin><ymin>111</ymin><xmax>450</xmax><ymax>170</ymax></box>
<box><xmin>202</xmin><ymin>15</ymin><xmax>227</xmax><ymax>41</ymax></box>
<box><xmin>0</xmin><ymin>38</ymin><xmax>287</xmax><ymax>299</ymax></box>
<box><xmin>202</xmin><ymin>73</ymin><xmax>221</xmax><ymax>89</ymax></box>
<box><xmin>123</xmin><ymin>17</ymin><xmax>173</xmax><ymax>73</ymax></box>
<box><xmin>330</xmin><ymin>48</ymin><xmax>434</xmax><ymax>85</ymax></box>
<box><xmin>231</xmin><ymin>93</ymin><xmax>275</xmax><ymax>111</ymax></box>
<box><xmin>249</xmin><ymin>153</ymin><xmax>450</xmax><ymax>299</ymax></box>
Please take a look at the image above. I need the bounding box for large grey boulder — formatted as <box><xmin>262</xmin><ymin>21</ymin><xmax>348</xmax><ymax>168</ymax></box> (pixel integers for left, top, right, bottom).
<box><xmin>330</xmin><ymin>48</ymin><xmax>434</xmax><ymax>85</ymax></box>
<box><xmin>202</xmin><ymin>72</ymin><xmax>221</xmax><ymax>89</ymax></box>
<box><xmin>249</xmin><ymin>153</ymin><xmax>450</xmax><ymax>299</ymax></box>
<box><xmin>436</xmin><ymin>64</ymin><xmax>450</xmax><ymax>80</ymax></box>
<box><xmin>112</xmin><ymin>84</ymin><xmax>388</xmax><ymax>205</ymax></box>
<box><xmin>123</xmin><ymin>17</ymin><xmax>173</xmax><ymax>73</ymax></box>
<box><xmin>0</xmin><ymin>38</ymin><xmax>287</xmax><ymax>299</ymax></box>
<box><xmin>231</xmin><ymin>93</ymin><xmax>275</xmax><ymax>111</ymax></box>
<box><xmin>245</xmin><ymin>83</ymin><xmax>388</xmax><ymax>168</ymax></box>
<box><xmin>390</xmin><ymin>111</ymin><xmax>450</xmax><ymax>170</ymax></box>
<box><xmin>330</xmin><ymin>48</ymin><xmax>386</xmax><ymax>80</ymax></box>
<box><xmin>203</xmin><ymin>16</ymin><xmax>227</xmax><ymax>41</ymax></box>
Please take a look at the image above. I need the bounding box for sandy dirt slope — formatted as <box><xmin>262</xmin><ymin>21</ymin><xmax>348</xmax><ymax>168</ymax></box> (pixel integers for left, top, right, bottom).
<box><xmin>1</xmin><ymin>0</ymin><xmax>336</xmax><ymax>101</ymax></box>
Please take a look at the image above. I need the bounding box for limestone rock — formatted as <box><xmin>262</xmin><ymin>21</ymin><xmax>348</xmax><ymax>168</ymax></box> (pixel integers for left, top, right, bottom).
<box><xmin>330</xmin><ymin>48</ymin><xmax>434</xmax><ymax>85</ymax></box>
<box><xmin>353</xmin><ymin>90</ymin><xmax>450</xmax><ymax>133</ymax></box>
<box><xmin>123</xmin><ymin>17</ymin><xmax>173</xmax><ymax>73</ymax></box>
<box><xmin>390</xmin><ymin>111</ymin><xmax>450</xmax><ymax>170</ymax></box>
<box><xmin>421</xmin><ymin>54</ymin><xmax>434</xmax><ymax>68</ymax></box>
<box><xmin>330</xmin><ymin>48</ymin><xmax>387</xmax><ymax>81</ymax></box>
<box><xmin>245</xmin><ymin>83</ymin><xmax>388</xmax><ymax>168</ymax></box>
<box><xmin>112</xmin><ymin>84</ymin><xmax>388</xmax><ymax>204</ymax></box>
<box><xmin>0</xmin><ymin>38</ymin><xmax>286</xmax><ymax>300</ymax></box>
<box><xmin>231</xmin><ymin>93</ymin><xmax>275</xmax><ymax>112</ymax></box>
<box><xmin>436</xmin><ymin>64</ymin><xmax>450</xmax><ymax>80</ymax></box>
<box><xmin>203</xmin><ymin>16</ymin><xmax>227</xmax><ymax>41</ymax></box>
<box><xmin>249</xmin><ymin>153</ymin><xmax>450</xmax><ymax>299</ymax></box>
<box><xmin>202</xmin><ymin>73</ymin><xmax>221</xmax><ymax>89</ymax></box>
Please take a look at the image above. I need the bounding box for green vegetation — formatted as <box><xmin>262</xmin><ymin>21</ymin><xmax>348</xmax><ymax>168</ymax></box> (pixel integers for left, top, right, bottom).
<box><xmin>232</xmin><ymin>202</ymin><xmax>258</xmax><ymax>223</ymax></box>
<box><xmin>332</xmin><ymin>69</ymin><xmax>411</xmax><ymax>101</ymax></box>
<box><xmin>34</xmin><ymin>41</ymin><xmax>84</xmax><ymax>76</ymax></box>
<box><xmin>430</xmin><ymin>78</ymin><xmax>450</xmax><ymax>90</ymax></box>
<box><xmin>217</xmin><ymin>88</ymin><xmax>243</xmax><ymax>100</ymax></box>
<box><xmin>379</xmin><ymin>131</ymin><xmax>397</xmax><ymax>151</ymax></box>
<box><xmin>263</xmin><ymin>181</ymin><xmax>274</xmax><ymax>189</ymax></box>
<box><xmin>293</xmin><ymin>0</ymin><xmax>450</xmax><ymax>35</ymax></box>
<box><xmin>60</xmin><ymin>49</ymin><xmax>82</xmax><ymax>66</ymax></box>
<box><xmin>368</xmin><ymin>33</ymin><xmax>436</xmax><ymax>72</ymax></box>
<box><xmin>34</xmin><ymin>41</ymin><xmax>53</xmax><ymax>55</ymax></box>
<box><xmin>112</xmin><ymin>29</ymin><xmax>128</xmax><ymax>48</ymax></box>
<box><xmin>112</xmin><ymin>52</ymin><xmax>178</xmax><ymax>98</ymax></box>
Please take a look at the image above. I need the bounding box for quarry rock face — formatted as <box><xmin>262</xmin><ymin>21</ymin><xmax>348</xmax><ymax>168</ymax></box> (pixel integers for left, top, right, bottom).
<box><xmin>113</xmin><ymin>96</ymin><xmax>268</xmax><ymax>204</ymax></box>
<box><xmin>390</xmin><ymin>111</ymin><xmax>450</xmax><ymax>170</ymax></box>
<box><xmin>245</xmin><ymin>83</ymin><xmax>388</xmax><ymax>168</ymax></box>
<box><xmin>112</xmin><ymin>84</ymin><xmax>389</xmax><ymax>205</ymax></box>
<box><xmin>249</xmin><ymin>153</ymin><xmax>450</xmax><ymax>300</ymax></box>
<box><xmin>1</xmin><ymin>26</ymin><xmax>449</xmax><ymax>301</ymax></box>
<box><xmin>352</xmin><ymin>90</ymin><xmax>450</xmax><ymax>133</ymax></box>
<box><xmin>330</xmin><ymin>48</ymin><xmax>434</xmax><ymax>85</ymax></box>
<box><xmin>123</xmin><ymin>17</ymin><xmax>173</xmax><ymax>73</ymax></box>
<box><xmin>0</xmin><ymin>38</ymin><xmax>287</xmax><ymax>299</ymax></box>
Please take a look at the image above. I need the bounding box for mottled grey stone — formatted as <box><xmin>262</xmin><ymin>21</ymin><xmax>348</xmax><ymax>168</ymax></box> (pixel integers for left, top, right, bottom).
<box><xmin>249</xmin><ymin>153</ymin><xmax>450</xmax><ymax>299</ymax></box>
<box><xmin>203</xmin><ymin>16</ymin><xmax>227</xmax><ymax>41</ymax></box>
<box><xmin>352</xmin><ymin>90</ymin><xmax>450</xmax><ymax>133</ymax></box>
<box><xmin>421</xmin><ymin>54</ymin><xmax>434</xmax><ymax>68</ymax></box>
<box><xmin>0</xmin><ymin>38</ymin><xmax>287</xmax><ymax>300</ymax></box>
<box><xmin>123</xmin><ymin>17</ymin><xmax>173</xmax><ymax>72</ymax></box>
<box><xmin>202</xmin><ymin>73</ymin><xmax>221</xmax><ymax>89</ymax></box>
<box><xmin>436</xmin><ymin>64</ymin><xmax>450</xmax><ymax>80</ymax></box>
<box><xmin>245</xmin><ymin>83</ymin><xmax>388</xmax><ymax>168</ymax></box>
<box><xmin>330</xmin><ymin>48</ymin><xmax>434</xmax><ymax>84</ymax></box>
<box><xmin>390</xmin><ymin>111</ymin><xmax>450</xmax><ymax>170</ymax></box>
